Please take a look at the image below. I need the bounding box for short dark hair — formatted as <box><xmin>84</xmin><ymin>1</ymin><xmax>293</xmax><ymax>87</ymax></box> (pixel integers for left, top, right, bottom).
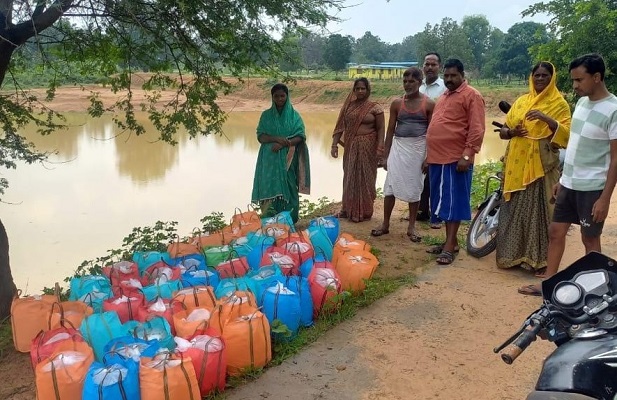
<box><xmin>569</xmin><ymin>53</ymin><xmax>606</xmax><ymax>81</ymax></box>
<box><xmin>403</xmin><ymin>67</ymin><xmax>423</xmax><ymax>81</ymax></box>
<box><xmin>532</xmin><ymin>61</ymin><xmax>554</xmax><ymax>76</ymax></box>
<box><xmin>271</xmin><ymin>83</ymin><xmax>289</xmax><ymax>95</ymax></box>
<box><xmin>424</xmin><ymin>52</ymin><xmax>441</xmax><ymax>64</ymax></box>
<box><xmin>353</xmin><ymin>77</ymin><xmax>371</xmax><ymax>94</ymax></box>
<box><xmin>443</xmin><ymin>59</ymin><xmax>464</xmax><ymax>74</ymax></box>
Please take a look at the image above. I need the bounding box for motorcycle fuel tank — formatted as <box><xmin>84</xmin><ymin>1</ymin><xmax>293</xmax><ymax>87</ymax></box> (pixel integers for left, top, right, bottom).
<box><xmin>535</xmin><ymin>334</ymin><xmax>617</xmax><ymax>399</ymax></box>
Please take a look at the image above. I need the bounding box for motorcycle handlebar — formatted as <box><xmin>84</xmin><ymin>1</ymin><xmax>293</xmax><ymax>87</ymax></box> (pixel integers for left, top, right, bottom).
<box><xmin>500</xmin><ymin>323</ymin><xmax>542</xmax><ymax>364</ymax></box>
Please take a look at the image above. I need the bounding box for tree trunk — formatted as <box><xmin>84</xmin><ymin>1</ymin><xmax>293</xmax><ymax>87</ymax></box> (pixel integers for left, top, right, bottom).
<box><xmin>0</xmin><ymin>218</ymin><xmax>17</xmax><ymax>319</ymax></box>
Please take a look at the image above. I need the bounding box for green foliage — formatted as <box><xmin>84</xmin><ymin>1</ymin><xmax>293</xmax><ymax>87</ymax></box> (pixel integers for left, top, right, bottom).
<box><xmin>61</xmin><ymin>221</ymin><xmax>178</xmax><ymax>287</ymax></box>
<box><xmin>323</xmin><ymin>34</ymin><xmax>353</xmax><ymax>71</ymax></box>
<box><xmin>199</xmin><ymin>212</ymin><xmax>228</xmax><ymax>234</ymax></box>
<box><xmin>352</xmin><ymin>32</ymin><xmax>389</xmax><ymax>64</ymax></box>
<box><xmin>298</xmin><ymin>196</ymin><xmax>334</xmax><ymax>220</ymax></box>
<box><xmin>462</xmin><ymin>15</ymin><xmax>492</xmax><ymax>73</ymax></box>
<box><xmin>470</xmin><ymin>161</ymin><xmax>502</xmax><ymax>209</ymax></box>
<box><xmin>495</xmin><ymin>22</ymin><xmax>551</xmax><ymax>78</ymax></box>
<box><xmin>415</xmin><ymin>18</ymin><xmax>474</xmax><ymax>68</ymax></box>
<box><xmin>524</xmin><ymin>0</ymin><xmax>617</xmax><ymax>94</ymax></box>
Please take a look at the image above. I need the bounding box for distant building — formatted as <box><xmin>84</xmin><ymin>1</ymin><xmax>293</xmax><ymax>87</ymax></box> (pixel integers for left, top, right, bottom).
<box><xmin>347</xmin><ymin>61</ymin><xmax>418</xmax><ymax>80</ymax></box>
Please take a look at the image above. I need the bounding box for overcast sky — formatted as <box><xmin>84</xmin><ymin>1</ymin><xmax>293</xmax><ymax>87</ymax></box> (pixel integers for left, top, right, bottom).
<box><xmin>325</xmin><ymin>0</ymin><xmax>551</xmax><ymax>44</ymax></box>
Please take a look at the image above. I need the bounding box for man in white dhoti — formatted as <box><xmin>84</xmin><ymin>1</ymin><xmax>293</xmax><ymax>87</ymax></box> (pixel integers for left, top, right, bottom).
<box><xmin>370</xmin><ymin>67</ymin><xmax>435</xmax><ymax>241</ymax></box>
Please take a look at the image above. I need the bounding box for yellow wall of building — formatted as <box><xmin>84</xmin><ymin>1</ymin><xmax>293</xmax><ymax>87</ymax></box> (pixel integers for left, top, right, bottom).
<box><xmin>348</xmin><ymin>66</ymin><xmax>408</xmax><ymax>80</ymax></box>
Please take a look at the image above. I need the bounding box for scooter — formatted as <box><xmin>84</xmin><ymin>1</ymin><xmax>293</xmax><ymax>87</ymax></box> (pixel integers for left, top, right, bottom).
<box><xmin>494</xmin><ymin>251</ymin><xmax>617</xmax><ymax>399</ymax></box>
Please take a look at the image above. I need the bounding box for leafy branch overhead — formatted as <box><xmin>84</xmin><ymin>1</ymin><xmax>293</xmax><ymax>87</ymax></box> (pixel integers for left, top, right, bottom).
<box><xmin>0</xmin><ymin>0</ymin><xmax>344</xmax><ymax>145</ymax></box>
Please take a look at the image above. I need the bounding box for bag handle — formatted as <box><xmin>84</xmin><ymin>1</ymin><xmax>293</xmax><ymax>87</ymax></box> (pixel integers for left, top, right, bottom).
<box><xmin>95</xmin><ymin>365</ymin><xmax>128</xmax><ymax>400</ymax></box>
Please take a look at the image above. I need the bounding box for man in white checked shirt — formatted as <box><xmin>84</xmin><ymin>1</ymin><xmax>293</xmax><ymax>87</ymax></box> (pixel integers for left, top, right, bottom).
<box><xmin>519</xmin><ymin>53</ymin><xmax>617</xmax><ymax>296</ymax></box>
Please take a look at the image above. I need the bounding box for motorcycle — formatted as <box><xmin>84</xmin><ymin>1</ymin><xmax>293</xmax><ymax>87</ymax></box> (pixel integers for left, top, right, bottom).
<box><xmin>494</xmin><ymin>251</ymin><xmax>617</xmax><ymax>399</ymax></box>
<box><xmin>466</xmin><ymin>101</ymin><xmax>511</xmax><ymax>258</ymax></box>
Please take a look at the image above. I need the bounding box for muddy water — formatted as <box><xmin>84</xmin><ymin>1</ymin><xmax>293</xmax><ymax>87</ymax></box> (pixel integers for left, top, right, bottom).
<box><xmin>2</xmin><ymin>112</ymin><xmax>507</xmax><ymax>292</ymax></box>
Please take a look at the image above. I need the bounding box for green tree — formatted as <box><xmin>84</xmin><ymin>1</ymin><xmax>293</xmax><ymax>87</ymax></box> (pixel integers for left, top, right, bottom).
<box><xmin>495</xmin><ymin>22</ymin><xmax>551</xmax><ymax>78</ymax></box>
<box><xmin>415</xmin><ymin>18</ymin><xmax>473</xmax><ymax>70</ymax></box>
<box><xmin>482</xmin><ymin>28</ymin><xmax>506</xmax><ymax>77</ymax></box>
<box><xmin>299</xmin><ymin>32</ymin><xmax>325</xmax><ymax>70</ymax></box>
<box><xmin>279</xmin><ymin>30</ymin><xmax>303</xmax><ymax>72</ymax></box>
<box><xmin>323</xmin><ymin>34</ymin><xmax>352</xmax><ymax>72</ymax></box>
<box><xmin>0</xmin><ymin>0</ymin><xmax>343</xmax><ymax>318</ymax></box>
<box><xmin>461</xmin><ymin>15</ymin><xmax>492</xmax><ymax>74</ymax></box>
<box><xmin>352</xmin><ymin>31</ymin><xmax>388</xmax><ymax>63</ymax></box>
<box><xmin>392</xmin><ymin>35</ymin><xmax>418</xmax><ymax>62</ymax></box>
<box><xmin>524</xmin><ymin>0</ymin><xmax>617</xmax><ymax>92</ymax></box>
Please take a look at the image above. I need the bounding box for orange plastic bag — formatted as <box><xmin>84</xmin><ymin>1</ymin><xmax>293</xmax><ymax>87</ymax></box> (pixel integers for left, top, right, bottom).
<box><xmin>11</xmin><ymin>292</ymin><xmax>59</xmax><ymax>352</ymax></box>
<box><xmin>173</xmin><ymin>308</ymin><xmax>213</xmax><ymax>339</ymax></box>
<box><xmin>34</xmin><ymin>341</ymin><xmax>94</xmax><ymax>400</ymax></box>
<box><xmin>222</xmin><ymin>310</ymin><xmax>271</xmax><ymax>376</ymax></box>
<box><xmin>140</xmin><ymin>353</ymin><xmax>201</xmax><ymax>400</ymax></box>
<box><xmin>334</xmin><ymin>250</ymin><xmax>379</xmax><ymax>292</ymax></box>
<box><xmin>167</xmin><ymin>235</ymin><xmax>201</xmax><ymax>258</ymax></box>
<box><xmin>191</xmin><ymin>231</ymin><xmax>226</xmax><ymax>249</ymax></box>
<box><xmin>172</xmin><ymin>286</ymin><xmax>217</xmax><ymax>313</ymax></box>
<box><xmin>47</xmin><ymin>301</ymin><xmax>93</xmax><ymax>331</ymax></box>
<box><xmin>332</xmin><ymin>233</ymin><xmax>371</xmax><ymax>266</ymax></box>
<box><xmin>231</xmin><ymin>207</ymin><xmax>262</xmax><ymax>236</ymax></box>
<box><xmin>209</xmin><ymin>292</ymin><xmax>258</xmax><ymax>335</ymax></box>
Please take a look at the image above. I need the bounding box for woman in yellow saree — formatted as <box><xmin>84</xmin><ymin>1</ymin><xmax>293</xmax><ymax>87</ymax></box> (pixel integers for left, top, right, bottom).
<box><xmin>496</xmin><ymin>62</ymin><xmax>571</xmax><ymax>275</ymax></box>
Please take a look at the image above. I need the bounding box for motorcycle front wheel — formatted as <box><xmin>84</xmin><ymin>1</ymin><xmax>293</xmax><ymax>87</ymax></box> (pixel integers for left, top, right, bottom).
<box><xmin>466</xmin><ymin>191</ymin><xmax>501</xmax><ymax>258</ymax></box>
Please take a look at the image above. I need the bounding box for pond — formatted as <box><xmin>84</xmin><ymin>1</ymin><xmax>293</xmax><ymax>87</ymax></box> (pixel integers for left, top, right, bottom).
<box><xmin>2</xmin><ymin>111</ymin><xmax>507</xmax><ymax>292</ymax></box>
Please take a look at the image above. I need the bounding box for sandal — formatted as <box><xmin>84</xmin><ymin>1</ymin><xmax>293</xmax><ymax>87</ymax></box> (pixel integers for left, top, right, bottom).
<box><xmin>535</xmin><ymin>267</ymin><xmax>547</xmax><ymax>279</ymax></box>
<box><xmin>426</xmin><ymin>244</ymin><xmax>460</xmax><ymax>255</ymax></box>
<box><xmin>518</xmin><ymin>284</ymin><xmax>542</xmax><ymax>297</ymax></box>
<box><xmin>409</xmin><ymin>233</ymin><xmax>422</xmax><ymax>243</ymax></box>
<box><xmin>436</xmin><ymin>251</ymin><xmax>455</xmax><ymax>265</ymax></box>
<box><xmin>370</xmin><ymin>228</ymin><xmax>389</xmax><ymax>237</ymax></box>
<box><xmin>430</xmin><ymin>222</ymin><xmax>442</xmax><ymax>229</ymax></box>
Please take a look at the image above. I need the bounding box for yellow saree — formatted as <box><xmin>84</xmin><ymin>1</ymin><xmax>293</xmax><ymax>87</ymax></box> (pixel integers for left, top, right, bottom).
<box><xmin>503</xmin><ymin>63</ymin><xmax>571</xmax><ymax>201</ymax></box>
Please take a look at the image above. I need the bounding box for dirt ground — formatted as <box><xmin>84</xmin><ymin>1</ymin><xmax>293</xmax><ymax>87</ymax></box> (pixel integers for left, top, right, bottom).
<box><xmin>1</xmin><ymin>81</ymin><xmax>610</xmax><ymax>399</ymax></box>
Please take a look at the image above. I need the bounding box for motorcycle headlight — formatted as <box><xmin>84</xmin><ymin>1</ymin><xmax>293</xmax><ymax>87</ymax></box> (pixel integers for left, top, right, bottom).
<box><xmin>553</xmin><ymin>282</ymin><xmax>583</xmax><ymax>307</ymax></box>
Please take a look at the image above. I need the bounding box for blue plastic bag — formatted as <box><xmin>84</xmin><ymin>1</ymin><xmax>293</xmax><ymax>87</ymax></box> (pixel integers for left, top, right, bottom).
<box><xmin>181</xmin><ymin>268</ymin><xmax>220</xmax><ymax>288</ymax></box>
<box><xmin>83</xmin><ymin>361</ymin><xmax>140</xmax><ymax>400</ymax></box>
<box><xmin>80</xmin><ymin>311</ymin><xmax>125</xmax><ymax>361</ymax></box>
<box><xmin>261</xmin><ymin>211</ymin><xmax>295</xmax><ymax>232</ymax></box>
<box><xmin>305</xmin><ymin>225</ymin><xmax>334</xmax><ymax>261</ymax></box>
<box><xmin>261</xmin><ymin>282</ymin><xmax>302</xmax><ymax>339</ymax></box>
<box><xmin>172</xmin><ymin>254</ymin><xmax>207</xmax><ymax>272</ymax></box>
<box><xmin>215</xmin><ymin>277</ymin><xmax>251</xmax><ymax>299</ymax></box>
<box><xmin>124</xmin><ymin>316</ymin><xmax>175</xmax><ymax>350</ymax></box>
<box><xmin>142</xmin><ymin>277</ymin><xmax>182</xmax><ymax>302</ymax></box>
<box><xmin>69</xmin><ymin>275</ymin><xmax>113</xmax><ymax>312</ymax></box>
<box><xmin>243</xmin><ymin>232</ymin><xmax>275</xmax><ymax>270</ymax></box>
<box><xmin>309</xmin><ymin>216</ymin><xmax>340</xmax><ymax>245</ymax></box>
<box><xmin>277</xmin><ymin>276</ymin><xmax>313</xmax><ymax>327</ymax></box>
<box><xmin>103</xmin><ymin>336</ymin><xmax>160</xmax><ymax>364</ymax></box>
<box><xmin>246</xmin><ymin>265</ymin><xmax>283</xmax><ymax>305</ymax></box>
<box><xmin>132</xmin><ymin>251</ymin><xmax>173</xmax><ymax>275</ymax></box>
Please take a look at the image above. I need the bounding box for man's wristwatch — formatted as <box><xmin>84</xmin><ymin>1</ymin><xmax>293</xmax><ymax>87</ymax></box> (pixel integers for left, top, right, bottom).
<box><xmin>462</xmin><ymin>155</ymin><xmax>470</xmax><ymax>161</ymax></box>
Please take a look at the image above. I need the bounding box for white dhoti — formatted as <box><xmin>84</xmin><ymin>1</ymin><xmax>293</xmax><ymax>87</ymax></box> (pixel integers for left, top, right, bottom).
<box><xmin>383</xmin><ymin>136</ymin><xmax>426</xmax><ymax>203</ymax></box>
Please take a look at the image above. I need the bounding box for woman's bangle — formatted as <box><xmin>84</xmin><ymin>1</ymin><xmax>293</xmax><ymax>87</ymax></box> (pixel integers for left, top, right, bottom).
<box><xmin>331</xmin><ymin>144</ymin><xmax>338</xmax><ymax>148</ymax></box>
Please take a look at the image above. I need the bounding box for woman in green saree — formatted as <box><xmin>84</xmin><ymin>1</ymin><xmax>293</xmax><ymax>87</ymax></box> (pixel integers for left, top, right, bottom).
<box><xmin>251</xmin><ymin>83</ymin><xmax>311</xmax><ymax>223</ymax></box>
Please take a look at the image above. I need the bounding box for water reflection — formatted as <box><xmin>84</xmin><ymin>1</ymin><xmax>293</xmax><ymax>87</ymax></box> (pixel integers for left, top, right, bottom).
<box><xmin>3</xmin><ymin>110</ymin><xmax>507</xmax><ymax>293</ymax></box>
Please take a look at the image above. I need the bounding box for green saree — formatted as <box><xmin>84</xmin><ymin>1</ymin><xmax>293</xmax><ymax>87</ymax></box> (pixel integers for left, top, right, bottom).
<box><xmin>251</xmin><ymin>95</ymin><xmax>311</xmax><ymax>223</ymax></box>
